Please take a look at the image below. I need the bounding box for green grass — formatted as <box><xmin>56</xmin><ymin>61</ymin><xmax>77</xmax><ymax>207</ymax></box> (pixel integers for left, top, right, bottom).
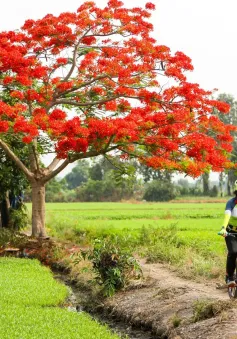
<box><xmin>44</xmin><ymin>202</ymin><xmax>224</xmax><ymax>219</ymax></box>
<box><xmin>27</xmin><ymin>201</ymin><xmax>228</xmax><ymax>279</ymax></box>
<box><xmin>0</xmin><ymin>306</ymin><xmax>119</xmax><ymax>339</ymax></box>
<box><xmin>0</xmin><ymin>258</ymin><xmax>67</xmax><ymax>307</ymax></box>
<box><xmin>0</xmin><ymin>258</ymin><xmax>120</xmax><ymax>339</ymax></box>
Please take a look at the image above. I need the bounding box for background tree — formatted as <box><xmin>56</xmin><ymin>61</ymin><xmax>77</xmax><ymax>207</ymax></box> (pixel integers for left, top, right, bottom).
<box><xmin>89</xmin><ymin>162</ymin><xmax>103</xmax><ymax>181</ymax></box>
<box><xmin>215</xmin><ymin>93</ymin><xmax>237</xmax><ymax>194</ymax></box>
<box><xmin>219</xmin><ymin>171</ymin><xmax>226</xmax><ymax>197</ymax></box>
<box><xmin>202</xmin><ymin>172</ymin><xmax>210</xmax><ymax>196</ymax></box>
<box><xmin>45</xmin><ymin>177</ymin><xmax>67</xmax><ymax>202</ymax></box>
<box><xmin>176</xmin><ymin>178</ymin><xmax>190</xmax><ymax>196</ymax></box>
<box><xmin>209</xmin><ymin>185</ymin><xmax>219</xmax><ymax>197</ymax></box>
<box><xmin>64</xmin><ymin>160</ymin><xmax>89</xmax><ymax>189</ymax></box>
<box><xmin>137</xmin><ymin>162</ymin><xmax>172</xmax><ymax>183</ymax></box>
<box><xmin>143</xmin><ymin>180</ymin><xmax>177</xmax><ymax>202</ymax></box>
<box><xmin>0</xmin><ymin>136</ymin><xmax>29</xmax><ymax>228</ymax></box>
<box><xmin>0</xmin><ymin>1</ymin><xmax>234</xmax><ymax>236</ymax></box>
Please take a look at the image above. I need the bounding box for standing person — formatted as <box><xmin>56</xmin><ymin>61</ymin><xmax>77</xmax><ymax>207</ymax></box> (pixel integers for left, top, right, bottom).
<box><xmin>219</xmin><ymin>180</ymin><xmax>237</xmax><ymax>287</ymax></box>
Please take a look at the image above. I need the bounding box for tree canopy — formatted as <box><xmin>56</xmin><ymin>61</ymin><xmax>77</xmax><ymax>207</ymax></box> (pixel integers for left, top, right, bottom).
<box><xmin>0</xmin><ymin>0</ymin><xmax>234</xmax><ymax>236</ymax></box>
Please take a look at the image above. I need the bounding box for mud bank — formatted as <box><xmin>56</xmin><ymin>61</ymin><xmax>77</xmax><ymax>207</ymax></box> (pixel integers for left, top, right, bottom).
<box><xmin>56</xmin><ymin>272</ymin><xmax>154</xmax><ymax>339</ymax></box>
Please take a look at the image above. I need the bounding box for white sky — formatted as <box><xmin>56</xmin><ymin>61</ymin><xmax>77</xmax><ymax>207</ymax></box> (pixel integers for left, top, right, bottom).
<box><xmin>1</xmin><ymin>0</ymin><xmax>235</xmax><ymax>179</ymax></box>
<box><xmin>1</xmin><ymin>0</ymin><xmax>236</xmax><ymax>97</ymax></box>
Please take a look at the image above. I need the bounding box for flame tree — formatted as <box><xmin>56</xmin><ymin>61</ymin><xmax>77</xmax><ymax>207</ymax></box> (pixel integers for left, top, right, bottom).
<box><xmin>0</xmin><ymin>0</ymin><xmax>234</xmax><ymax>236</ymax></box>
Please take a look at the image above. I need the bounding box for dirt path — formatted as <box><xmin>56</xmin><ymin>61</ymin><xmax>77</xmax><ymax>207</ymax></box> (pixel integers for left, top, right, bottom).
<box><xmin>100</xmin><ymin>260</ymin><xmax>237</xmax><ymax>339</ymax></box>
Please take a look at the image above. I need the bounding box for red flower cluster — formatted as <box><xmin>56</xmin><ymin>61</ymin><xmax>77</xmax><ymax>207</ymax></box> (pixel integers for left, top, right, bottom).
<box><xmin>145</xmin><ymin>2</ymin><xmax>156</xmax><ymax>10</ymax></box>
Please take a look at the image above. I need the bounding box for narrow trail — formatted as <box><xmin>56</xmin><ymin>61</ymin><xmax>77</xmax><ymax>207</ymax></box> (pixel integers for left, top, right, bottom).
<box><xmin>100</xmin><ymin>260</ymin><xmax>237</xmax><ymax>339</ymax></box>
<box><xmin>140</xmin><ymin>260</ymin><xmax>228</xmax><ymax>301</ymax></box>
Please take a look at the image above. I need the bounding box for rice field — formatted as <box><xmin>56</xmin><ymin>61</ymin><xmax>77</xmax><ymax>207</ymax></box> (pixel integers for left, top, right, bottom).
<box><xmin>44</xmin><ymin>201</ymin><xmax>224</xmax><ymax>239</ymax></box>
<box><xmin>43</xmin><ymin>201</ymin><xmax>228</xmax><ymax>280</ymax></box>
<box><xmin>0</xmin><ymin>258</ymin><xmax>120</xmax><ymax>339</ymax></box>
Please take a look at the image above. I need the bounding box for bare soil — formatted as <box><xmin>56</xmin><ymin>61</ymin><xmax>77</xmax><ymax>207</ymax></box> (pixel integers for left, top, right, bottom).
<box><xmin>96</xmin><ymin>259</ymin><xmax>237</xmax><ymax>339</ymax></box>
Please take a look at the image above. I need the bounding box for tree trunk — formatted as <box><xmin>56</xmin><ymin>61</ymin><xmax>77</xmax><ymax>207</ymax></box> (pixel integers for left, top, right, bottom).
<box><xmin>202</xmin><ymin>173</ymin><xmax>210</xmax><ymax>196</ymax></box>
<box><xmin>227</xmin><ymin>175</ymin><xmax>231</xmax><ymax>196</ymax></box>
<box><xmin>31</xmin><ymin>182</ymin><xmax>47</xmax><ymax>237</ymax></box>
<box><xmin>1</xmin><ymin>192</ymin><xmax>10</xmax><ymax>228</ymax></box>
<box><xmin>219</xmin><ymin>172</ymin><xmax>224</xmax><ymax>197</ymax></box>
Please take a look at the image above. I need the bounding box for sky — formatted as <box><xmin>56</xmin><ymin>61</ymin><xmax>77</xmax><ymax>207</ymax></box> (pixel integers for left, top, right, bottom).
<box><xmin>1</xmin><ymin>0</ymin><xmax>236</xmax><ymax>178</ymax></box>
<box><xmin>1</xmin><ymin>0</ymin><xmax>237</xmax><ymax>97</ymax></box>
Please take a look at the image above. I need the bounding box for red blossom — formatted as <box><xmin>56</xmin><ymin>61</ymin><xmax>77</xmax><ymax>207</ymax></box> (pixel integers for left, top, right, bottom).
<box><xmin>145</xmin><ymin>2</ymin><xmax>156</xmax><ymax>10</ymax></box>
<box><xmin>30</xmin><ymin>66</ymin><xmax>48</xmax><ymax>78</ymax></box>
<box><xmin>26</xmin><ymin>89</ymin><xmax>40</xmax><ymax>101</ymax></box>
<box><xmin>0</xmin><ymin>121</ymin><xmax>9</xmax><ymax>132</ymax></box>
<box><xmin>81</xmin><ymin>36</ymin><xmax>96</xmax><ymax>45</ymax></box>
<box><xmin>108</xmin><ymin>0</ymin><xmax>124</xmax><ymax>8</ymax></box>
<box><xmin>49</xmin><ymin>109</ymin><xmax>66</xmax><ymax>120</ymax></box>
<box><xmin>10</xmin><ymin>91</ymin><xmax>24</xmax><ymax>100</ymax></box>
<box><xmin>56</xmin><ymin>81</ymin><xmax>73</xmax><ymax>92</ymax></box>
<box><xmin>3</xmin><ymin>76</ymin><xmax>14</xmax><ymax>85</ymax></box>
<box><xmin>210</xmin><ymin>100</ymin><xmax>230</xmax><ymax>113</ymax></box>
<box><xmin>56</xmin><ymin>58</ymin><xmax>68</xmax><ymax>65</ymax></box>
<box><xmin>15</xmin><ymin>75</ymin><xmax>32</xmax><ymax>86</ymax></box>
<box><xmin>22</xmin><ymin>136</ymin><xmax>33</xmax><ymax>143</ymax></box>
<box><xmin>105</xmin><ymin>101</ymin><xmax>117</xmax><ymax>111</ymax></box>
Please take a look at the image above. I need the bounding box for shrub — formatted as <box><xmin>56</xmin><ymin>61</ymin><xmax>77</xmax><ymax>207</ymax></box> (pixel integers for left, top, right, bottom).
<box><xmin>143</xmin><ymin>180</ymin><xmax>177</xmax><ymax>202</ymax></box>
<box><xmin>80</xmin><ymin>238</ymin><xmax>142</xmax><ymax>296</ymax></box>
<box><xmin>209</xmin><ymin>185</ymin><xmax>219</xmax><ymax>197</ymax></box>
<box><xmin>0</xmin><ymin>229</ymin><xmax>28</xmax><ymax>248</ymax></box>
<box><xmin>9</xmin><ymin>203</ymin><xmax>29</xmax><ymax>230</ymax></box>
<box><xmin>76</xmin><ymin>178</ymin><xmax>134</xmax><ymax>202</ymax></box>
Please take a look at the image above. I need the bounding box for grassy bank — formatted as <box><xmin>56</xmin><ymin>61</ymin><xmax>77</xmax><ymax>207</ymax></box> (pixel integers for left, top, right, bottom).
<box><xmin>0</xmin><ymin>258</ymin><xmax>119</xmax><ymax>339</ymax></box>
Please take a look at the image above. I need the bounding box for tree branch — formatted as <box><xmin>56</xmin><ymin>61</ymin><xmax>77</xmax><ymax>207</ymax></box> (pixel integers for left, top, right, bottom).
<box><xmin>63</xmin><ymin>41</ymin><xmax>81</xmax><ymax>83</ymax></box>
<box><xmin>63</xmin><ymin>27</ymin><xmax>92</xmax><ymax>83</ymax></box>
<box><xmin>32</xmin><ymin>140</ymin><xmax>40</xmax><ymax>172</ymax></box>
<box><xmin>43</xmin><ymin>159</ymin><xmax>70</xmax><ymax>183</ymax></box>
<box><xmin>0</xmin><ymin>139</ymin><xmax>34</xmax><ymax>181</ymax></box>
<box><xmin>44</xmin><ymin>145</ymin><xmax>119</xmax><ymax>183</ymax></box>
<box><xmin>70</xmin><ymin>145</ymin><xmax>119</xmax><ymax>162</ymax></box>
<box><xmin>47</xmin><ymin>157</ymin><xmax>61</xmax><ymax>172</ymax></box>
<box><xmin>53</xmin><ymin>96</ymin><xmax>119</xmax><ymax>108</ymax></box>
<box><xmin>54</xmin><ymin>75</ymin><xmax>110</xmax><ymax>99</ymax></box>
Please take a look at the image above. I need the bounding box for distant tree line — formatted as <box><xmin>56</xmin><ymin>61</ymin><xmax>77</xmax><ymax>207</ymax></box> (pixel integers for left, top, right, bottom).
<box><xmin>45</xmin><ymin>157</ymin><xmax>225</xmax><ymax>202</ymax></box>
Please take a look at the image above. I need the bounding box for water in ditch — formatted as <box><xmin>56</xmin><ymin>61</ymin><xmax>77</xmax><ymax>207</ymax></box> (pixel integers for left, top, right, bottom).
<box><xmin>56</xmin><ymin>273</ymin><xmax>154</xmax><ymax>339</ymax></box>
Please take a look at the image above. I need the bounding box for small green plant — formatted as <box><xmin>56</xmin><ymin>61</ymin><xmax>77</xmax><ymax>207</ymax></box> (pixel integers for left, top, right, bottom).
<box><xmin>80</xmin><ymin>238</ymin><xmax>142</xmax><ymax>296</ymax></box>
<box><xmin>9</xmin><ymin>202</ymin><xmax>29</xmax><ymax>230</ymax></box>
<box><xmin>0</xmin><ymin>229</ymin><xmax>28</xmax><ymax>248</ymax></box>
<box><xmin>170</xmin><ymin>313</ymin><xmax>182</xmax><ymax>328</ymax></box>
<box><xmin>192</xmin><ymin>299</ymin><xmax>231</xmax><ymax>322</ymax></box>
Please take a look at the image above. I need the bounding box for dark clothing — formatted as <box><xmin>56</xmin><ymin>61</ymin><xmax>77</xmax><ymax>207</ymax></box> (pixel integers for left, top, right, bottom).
<box><xmin>226</xmin><ymin>252</ymin><xmax>237</xmax><ymax>280</ymax></box>
<box><xmin>225</xmin><ymin>231</ymin><xmax>237</xmax><ymax>279</ymax></box>
<box><xmin>225</xmin><ymin>231</ymin><xmax>237</xmax><ymax>253</ymax></box>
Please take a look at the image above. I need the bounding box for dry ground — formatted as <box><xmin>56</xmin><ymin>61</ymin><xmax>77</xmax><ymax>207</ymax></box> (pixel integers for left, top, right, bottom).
<box><xmin>98</xmin><ymin>260</ymin><xmax>237</xmax><ymax>339</ymax></box>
